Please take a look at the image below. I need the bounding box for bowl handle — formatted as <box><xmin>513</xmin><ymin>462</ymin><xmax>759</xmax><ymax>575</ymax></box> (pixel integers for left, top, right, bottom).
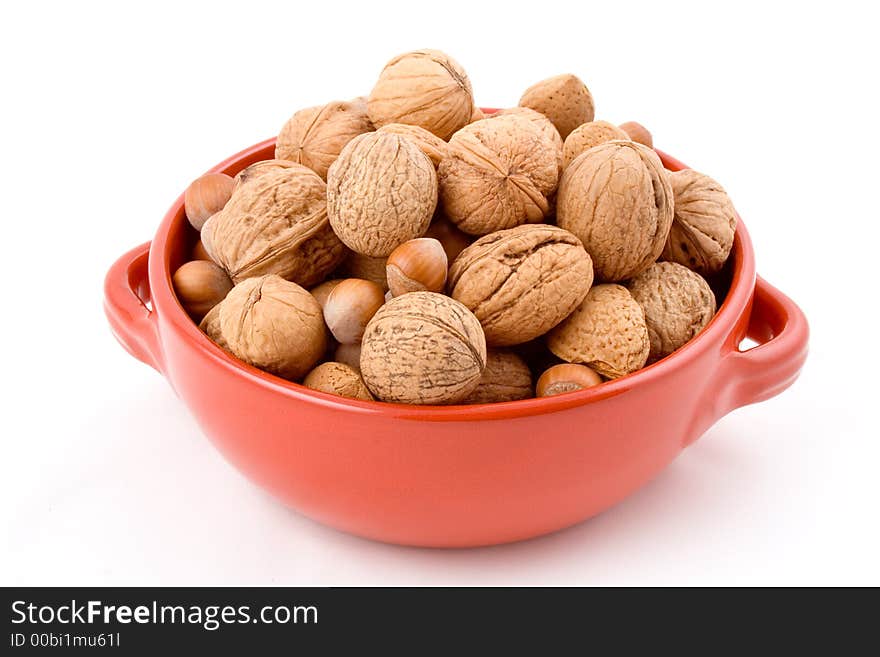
<box><xmin>103</xmin><ymin>242</ymin><xmax>164</xmax><ymax>373</ymax></box>
<box><xmin>686</xmin><ymin>276</ymin><xmax>809</xmax><ymax>445</ymax></box>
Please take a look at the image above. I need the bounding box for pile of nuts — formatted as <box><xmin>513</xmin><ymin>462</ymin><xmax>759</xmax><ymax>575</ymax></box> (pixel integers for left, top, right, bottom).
<box><xmin>172</xmin><ymin>49</ymin><xmax>738</xmax><ymax>405</ymax></box>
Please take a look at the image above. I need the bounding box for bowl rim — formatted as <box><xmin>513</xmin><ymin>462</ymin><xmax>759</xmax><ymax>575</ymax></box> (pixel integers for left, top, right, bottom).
<box><xmin>149</xmin><ymin>137</ymin><xmax>756</xmax><ymax>422</ymax></box>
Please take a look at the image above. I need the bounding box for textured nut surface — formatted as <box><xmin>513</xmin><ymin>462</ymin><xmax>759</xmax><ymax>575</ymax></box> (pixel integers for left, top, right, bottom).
<box><xmin>557</xmin><ymin>141</ymin><xmax>673</xmax><ymax>282</ymax></box>
<box><xmin>275</xmin><ymin>99</ymin><xmax>373</xmax><ymax>179</ymax></box>
<box><xmin>619</xmin><ymin>121</ymin><xmax>653</xmax><ymax>148</ymax></box>
<box><xmin>662</xmin><ymin>169</ymin><xmax>737</xmax><ymax>275</ymax></box>
<box><xmin>536</xmin><ymin>363</ymin><xmax>602</xmax><ymax>397</ymax></box>
<box><xmin>448</xmin><ymin>224</ymin><xmax>593</xmax><ymax>346</ymax></box>
<box><xmin>439</xmin><ymin>117</ymin><xmax>558</xmax><ymax>235</ymax></box>
<box><xmin>202</xmin><ymin>164</ymin><xmax>346</xmax><ymax>287</ymax></box>
<box><xmin>627</xmin><ymin>261</ymin><xmax>716</xmax><ymax>361</ymax></box>
<box><xmin>327</xmin><ymin>132</ymin><xmax>437</xmax><ymax>257</ymax></box>
<box><xmin>489</xmin><ymin>107</ymin><xmax>564</xmax><ymax>169</ymax></box>
<box><xmin>367</xmin><ymin>49</ymin><xmax>473</xmax><ymax>140</ymax></box>
<box><xmin>336</xmin><ymin>252</ymin><xmax>388</xmax><ymax>290</ymax></box>
<box><xmin>547</xmin><ymin>284</ymin><xmax>649</xmax><ymax>379</ymax></box>
<box><xmin>233</xmin><ymin>159</ymin><xmax>305</xmax><ymax>189</ymax></box>
<box><xmin>519</xmin><ymin>74</ymin><xmax>595</xmax><ymax>139</ymax></box>
<box><xmin>303</xmin><ymin>362</ymin><xmax>374</xmax><ymax>401</ymax></box>
<box><xmin>562</xmin><ymin>121</ymin><xmax>630</xmax><ymax>168</ymax></box>
<box><xmin>462</xmin><ymin>350</ymin><xmax>533</xmax><ymax>403</ymax></box>
<box><xmin>198</xmin><ymin>302</ymin><xmax>229</xmax><ymax>350</ymax></box>
<box><xmin>172</xmin><ymin>260</ymin><xmax>233</xmax><ymax>319</ymax></box>
<box><xmin>360</xmin><ymin>292</ymin><xmax>486</xmax><ymax>404</ymax></box>
<box><xmin>376</xmin><ymin>123</ymin><xmax>448</xmax><ymax>167</ymax></box>
<box><xmin>219</xmin><ymin>275</ymin><xmax>326</xmax><ymax>380</ymax></box>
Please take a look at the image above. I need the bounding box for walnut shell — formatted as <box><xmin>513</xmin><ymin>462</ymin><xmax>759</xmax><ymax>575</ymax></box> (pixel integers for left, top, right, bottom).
<box><xmin>462</xmin><ymin>350</ymin><xmax>533</xmax><ymax>403</ymax></box>
<box><xmin>202</xmin><ymin>164</ymin><xmax>346</xmax><ymax>287</ymax></box>
<box><xmin>557</xmin><ymin>141</ymin><xmax>673</xmax><ymax>282</ymax></box>
<box><xmin>547</xmin><ymin>284</ymin><xmax>649</xmax><ymax>379</ymax></box>
<box><xmin>489</xmin><ymin>107</ymin><xmax>564</xmax><ymax>169</ymax></box>
<box><xmin>219</xmin><ymin>275</ymin><xmax>326</xmax><ymax>380</ymax></box>
<box><xmin>448</xmin><ymin>224</ymin><xmax>593</xmax><ymax>346</ymax></box>
<box><xmin>376</xmin><ymin>123</ymin><xmax>448</xmax><ymax>167</ymax></box>
<box><xmin>439</xmin><ymin>116</ymin><xmax>558</xmax><ymax>235</ymax></box>
<box><xmin>562</xmin><ymin>121</ymin><xmax>630</xmax><ymax>168</ymax></box>
<box><xmin>627</xmin><ymin>262</ymin><xmax>716</xmax><ymax>362</ymax></box>
<box><xmin>198</xmin><ymin>302</ymin><xmax>229</xmax><ymax>350</ymax></box>
<box><xmin>360</xmin><ymin>292</ymin><xmax>486</xmax><ymax>404</ymax></box>
<box><xmin>303</xmin><ymin>362</ymin><xmax>374</xmax><ymax>401</ymax></box>
<box><xmin>662</xmin><ymin>169</ymin><xmax>737</xmax><ymax>276</ymax></box>
<box><xmin>519</xmin><ymin>74</ymin><xmax>595</xmax><ymax>140</ymax></box>
<box><xmin>367</xmin><ymin>49</ymin><xmax>474</xmax><ymax>140</ymax></box>
<box><xmin>233</xmin><ymin>159</ymin><xmax>305</xmax><ymax>189</ymax></box>
<box><xmin>275</xmin><ymin>99</ymin><xmax>374</xmax><ymax>180</ymax></box>
<box><xmin>327</xmin><ymin>132</ymin><xmax>437</xmax><ymax>257</ymax></box>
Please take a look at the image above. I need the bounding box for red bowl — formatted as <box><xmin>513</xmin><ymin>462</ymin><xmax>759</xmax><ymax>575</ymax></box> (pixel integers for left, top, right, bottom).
<box><xmin>104</xmin><ymin>132</ymin><xmax>808</xmax><ymax>547</ymax></box>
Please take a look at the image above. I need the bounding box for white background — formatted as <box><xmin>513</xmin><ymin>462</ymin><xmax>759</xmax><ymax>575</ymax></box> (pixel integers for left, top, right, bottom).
<box><xmin>2</xmin><ymin>0</ymin><xmax>878</xmax><ymax>586</ymax></box>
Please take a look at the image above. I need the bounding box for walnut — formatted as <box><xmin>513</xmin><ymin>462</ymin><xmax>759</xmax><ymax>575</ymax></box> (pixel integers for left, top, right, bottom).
<box><xmin>327</xmin><ymin>132</ymin><xmax>437</xmax><ymax>257</ymax></box>
<box><xmin>448</xmin><ymin>224</ymin><xmax>593</xmax><ymax>346</ymax></box>
<box><xmin>303</xmin><ymin>362</ymin><xmax>374</xmax><ymax>400</ymax></box>
<box><xmin>376</xmin><ymin>123</ymin><xmax>448</xmax><ymax>167</ymax></box>
<box><xmin>562</xmin><ymin>121</ymin><xmax>630</xmax><ymax>168</ymax></box>
<box><xmin>198</xmin><ymin>302</ymin><xmax>228</xmax><ymax>350</ymax></box>
<box><xmin>275</xmin><ymin>99</ymin><xmax>374</xmax><ymax>179</ymax></box>
<box><xmin>519</xmin><ymin>74</ymin><xmax>595</xmax><ymax>139</ymax></box>
<box><xmin>336</xmin><ymin>252</ymin><xmax>388</xmax><ymax>291</ymax></box>
<box><xmin>218</xmin><ymin>275</ymin><xmax>326</xmax><ymax>380</ymax></box>
<box><xmin>470</xmin><ymin>106</ymin><xmax>486</xmax><ymax>123</ymax></box>
<box><xmin>201</xmin><ymin>164</ymin><xmax>346</xmax><ymax>287</ymax></box>
<box><xmin>627</xmin><ymin>262</ymin><xmax>716</xmax><ymax>362</ymax></box>
<box><xmin>547</xmin><ymin>284</ymin><xmax>649</xmax><ymax>379</ymax></box>
<box><xmin>489</xmin><ymin>107</ymin><xmax>564</xmax><ymax>169</ymax></box>
<box><xmin>557</xmin><ymin>141</ymin><xmax>673</xmax><ymax>282</ymax></box>
<box><xmin>462</xmin><ymin>350</ymin><xmax>533</xmax><ymax>404</ymax></box>
<box><xmin>367</xmin><ymin>49</ymin><xmax>474</xmax><ymax>140</ymax></box>
<box><xmin>438</xmin><ymin>116</ymin><xmax>558</xmax><ymax>235</ymax></box>
<box><xmin>233</xmin><ymin>159</ymin><xmax>305</xmax><ymax>189</ymax></box>
<box><xmin>662</xmin><ymin>169</ymin><xmax>737</xmax><ymax>275</ymax></box>
<box><xmin>360</xmin><ymin>292</ymin><xmax>486</xmax><ymax>404</ymax></box>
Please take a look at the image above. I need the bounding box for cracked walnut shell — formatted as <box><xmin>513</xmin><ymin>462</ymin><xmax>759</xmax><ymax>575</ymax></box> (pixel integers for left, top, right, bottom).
<box><xmin>439</xmin><ymin>116</ymin><xmax>558</xmax><ymax>235</ymax></box>
<box><xmin>327</xmin><ymin>132</ymin><xmax>437</xmax><ymax>257</ymax></box>
<box><xmin>627</xmin><ymin>261</ymin><xmax>716</xmax><ymax>362</ymax></box>
<box><xmin>519</xmin><ymin>74</ymin><xmax>595</xmax><ymax>140</ymax></box>
<box><xmin>448</xmin><ymin>224</ymin><xmax>593</xmax><ymax>346</ymax></box>
<box><xmin>201</xmin><ymin>164</ymin><xmax>346</xmax><ymax>287</ymax></box>
<box><xmin>303</xmin><ymin>362</ymin><xmax>374</xmax><ymax>401</ymax></box>
<box><xmin>360</xmin><ymin>292</ymin><xmax>487</xmax><ymax>405</ymax></box>
<box><xmin>662</xmin><ymin>169</ymin><xmax>737</xmax><ymax>276</ymax></box>
<box><xmin>557</xmin><ymin>140</ymin><xmax>673</xmax><ymax>282</ymax></box>
<box><xmin>462</xmin><ymin>350</ymin><xmax>533</xmax><ymax>404</ymax></box>
<box><xmin>547</xmin><ymin>284</ymin><xmax>649</xmax><ymax>379</ymax></box>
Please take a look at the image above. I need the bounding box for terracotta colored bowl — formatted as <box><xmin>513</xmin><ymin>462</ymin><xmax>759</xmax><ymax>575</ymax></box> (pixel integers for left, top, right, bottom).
<box><xmin>104</xmin><ymin>132</ymin><xmax>809</xmax><ymax>547</ymax></box>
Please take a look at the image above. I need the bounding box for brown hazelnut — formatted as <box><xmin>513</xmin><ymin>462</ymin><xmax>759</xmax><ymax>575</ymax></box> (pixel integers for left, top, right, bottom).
<box><xmin>619</xmin><ymin>121</ymin><xmax>653</xmax><ymax>148</ymax></box>
<box><xmin>323</xmin><ymin>278</ymin><xmax>386</xmax><ymax>344</ymax></box>
<box><xmin>536</xmin><ymin>363</ymin><xmax>602</xmax><ymax>397</ymax></box>
<box><xmin>462</xmin><ymin>350</ymin><xmax>533</xmax><ymax>404</ymax></box>
<box><xmin>191</xmin><ymin>239</ymin><xmax>212</xmax><ymax>261</ymax></box>
<box><xmin>386</xmin><ymin>238</ymin><xmax>448</xmax><ymax>296</ymax></box>
<box><xmin>172</xmin><ymin>260</ymin><xmax>233</xmax><ymax>320</ymax></box>
<box><xmin>303</xmin><ymin>362</ymin><xmax>374</xmax><ymax>401</ymax></box>
<box><xmin>376</xmin><ymin>123</ymin><xmax>448</xmax><ymax>168</ymax></box>
<box><xmin>184</xmin><ymin>173</ymin><xmax>234</xmax><ymax>231</ymax></box>
<box><xmin>519</xmin><ymin>74</ymin><xmax>595</xmax><ymax>140</ymax></box>
<box><xmin>309</xmin><ymin>278</ymin><xmax>344</xmax><ymax>309</ymax></box>
<box><xmin>562</xmin><ymin>121</ymin><xmax>630</xmax><ymax>168</ymax></box>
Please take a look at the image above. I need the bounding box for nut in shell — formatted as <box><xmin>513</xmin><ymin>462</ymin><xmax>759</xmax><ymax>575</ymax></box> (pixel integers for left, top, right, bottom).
<box><xmin>519</xmin><ymin>74</ymin><xmax>595</xmax><ymax>140</ymax></box>
<box><xmin>360</xmin><ymin>292</ymin><xmax>487</xmax><ymax>405</ymax></box>
<box><xmin>562</xmin><ymin>120</ymin><xmax>630</xmax><ymax>168</ymax></box>
<box><xmin>462</xmin><ymin>350</ymin><xmax>533</xmax><ymax>404</ymax></box>
<box><xmin>336</xmin><ymin>252</ymin><xmax>389</xmax><ymax>291</ymax></box>
<box><xmin>172</xmin><ymin>260</ymin><xmax>233</xmax><ymax>320</ymax></box>
<box><xmin>386</xmin><ymin>238</ymin><xmax>448</xmax><ymax>296</ymax></box>
<box><xmin>376</xmin><ymin>123</ymin><xmax>448</xmax><ymax>168</ymax></box>
<box><xmin>233</xmin><ymin>159</ymin><xmax>303</xmax><ymax>189</ymax></box>
<box><xmin>323</xmin><ymin>278</ymin><xmax>386</xmax><ymax>344</ymax></box>
<box><xmin>536</xmin><ymin>363</ymin><xmax>603</xmax><ymax>397</ymax></box>
<box><xmin>557</xmin><ymin>140</ymin><xmax>673</xmax><ymax>282</ymax></box>
<box><xmin>489</xmin><ymin>107</ymin><xmax>564</xmax><ymax>169</ymax></box>
<box><xmin>448</xmin><ymin>224</ymin><xmax>594</xmax><ymax>346</ymax></box>
<box><xmin>619</xmin><ymin>121</ymin><xmax>653</xmax><ymax>148</ymax></box>
<box><xmin>327</xmin><ymin>132</ymin><xmax>437</xmax><ymax>257</ymax></box>
<box><xmin>547</xmin><ymin>284</ymin><xmax>650</xmax><ymax>379</ymax></box>
<box><xmin>303</xmin><ymin>362</ymin><xmax>374</xmax><ymax>401</ymax></box>
<box><xmin>184</xmin><ymin>173</ymin><xmax>234</xmax><ymax>231</ymax></box>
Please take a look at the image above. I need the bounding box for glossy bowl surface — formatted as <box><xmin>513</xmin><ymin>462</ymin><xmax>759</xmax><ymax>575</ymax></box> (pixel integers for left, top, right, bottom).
<box><xmin>104</xmin><ymin>127</ymin><xmax>808</xmax><ymax>547</ymax></box>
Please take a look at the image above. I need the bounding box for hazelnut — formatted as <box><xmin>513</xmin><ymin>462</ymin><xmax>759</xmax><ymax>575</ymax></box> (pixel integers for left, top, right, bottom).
<box><xmin>336</xmin><ymin>252</ymin><xmax>388</xmax><ymax>291</ymax></box>
<box><xmin>489</xmin><ymin>107</ymin><xmax>564</xmax><ymax>170</ymax></box>
<box><xmin>619</xmin><ymin>121</ymin><xmax>653</xmax><ymax>148</ymax></box>
<box><xmin>562</xmin><ymin>121</ymin><xmax>630</xmax><ymax>168</ymax></box>
<box><xmin>309</xmin><ymin>278</ymin><xmax>344</xmax><ymax>309</ymax></box>
<box><xmin>327</xmin><ymin>132</ymin><xmax>437</xmax><ymax>257</ymax></box>
<box><xmin>201</xmin><ymin>163</ymin><xmax>346</xmax><ymax>287</ymax></box>
<box><xmin>557</xmin><ymin>140</ymin><xmax>673</xmax><ymax>282</ymax></box>
<box><xmin>275</xmin><ymin>99</ymin><xmax>374</xmax><ymax>179</ymax></box>
<box><xmin>219</xmin><ymin>275</ymin><xmax>326</xmax><ymax>380</ymax></box>
<box><xmin>627</xmin><ymin>261</ymin><xmax>716</xmax><ymax>362</ymax></box>
<box><xmin>536</xmin><ymin>363</ymin><xmax>602</xmax><ymax>397</ymax></box>
<box><xmin>360</xmin><ymin>292</ymin><xmax>487</xmax><ymax>405</ymax></box>
<box><xmin>184</xmin><ymin>173</ymin><xmax>234</xmax><ymax>231</ymax></box>
<box><xmin>172</xmin><ymin>260</ymin><xmax>233</xmax><ymax>320</ymax></box>
<box><xmin>376</xmin><ymin>123</ymin><xmax>448</xmax><ymax>168</ymax></box>
<box><xmin>448</xmin><ymin>224</ymin><xmax>593</xmax><ymax>346</ymax></box>
<box><xmin>303</xmin><ymin>362</ymin><xmax>374</xmax><ymax>401</ymax></box>
<box><xmin>323</xmin><ymin>278</ymin><xmax>386</xmax><ymax>344</ymax></box>
<box><xmin>191</xmin><ymin>239</ymin><xmax>212</xmax><ymax>261</ymax></box>
<box><xmin>519</xmin><ymin>74</ymin><xmax>595</xmax><ymax>139</ymax></box>
<box><xmin>662</xmin><ymin>169</ymin><xmax>737</xmax><ymax>276</ymax></box>
<box><xmin>367</xmin><ymin>49</ymin><xmax>474</xmax><ymax>140</ymax></box>
<box><xmin>424</xmin><ymin>214</ymin><xmax>472</xmax><ymax>262</ymax></box>
<box><xmin>334</xmin><ymin>342</ymin><xmax>362</xmax><ymax>371</ymax></box>
<box><xmin>439</xmin><ymin>115</ymin><xmax>558</xmax><ymax>235</ymax></box>
<box><xmin>463</xmin><ymin>350</ymin><xmax>533</xmax><ymax>404</ymax></box>
<box><xmin>386</xmin><ymin>238</ymin><xmax>448</xmax><ymax>296</ymax></box>
<box><xmin>547</xmin><ymin>284</ymin><xmax>650</xmax><ymax>379</ymax></box>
